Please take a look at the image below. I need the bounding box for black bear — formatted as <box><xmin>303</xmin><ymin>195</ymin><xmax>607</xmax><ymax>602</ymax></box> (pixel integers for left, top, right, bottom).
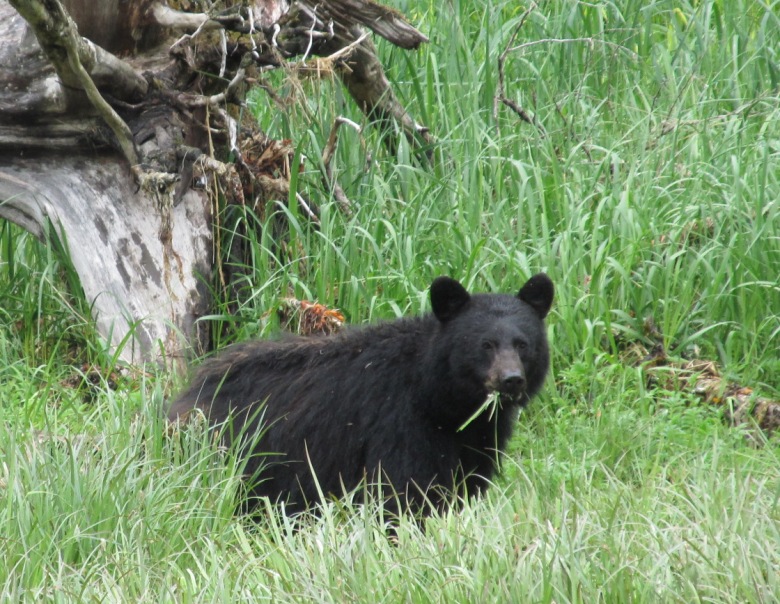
<box><xmin>168</xmin><ymin>273</ymin><xmax>554</xmax><ymax>516</ymax></box>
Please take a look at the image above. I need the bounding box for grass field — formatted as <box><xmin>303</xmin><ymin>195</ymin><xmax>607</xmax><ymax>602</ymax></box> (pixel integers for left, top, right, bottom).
<box><xmin>1</xmin><ymin>0</ymin><xmax>779</xmax><ymax>601</ymax></box>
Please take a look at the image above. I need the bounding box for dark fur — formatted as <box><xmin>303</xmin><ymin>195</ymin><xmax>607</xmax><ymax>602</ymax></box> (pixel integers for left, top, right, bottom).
<box><xmin>169</xmin><ymin>274</ymin><xmax>554</xmax><ymax>516</ymax></box>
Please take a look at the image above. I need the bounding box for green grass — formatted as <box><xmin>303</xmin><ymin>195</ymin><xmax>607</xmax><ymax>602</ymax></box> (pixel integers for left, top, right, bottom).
<box><xmin>1</xmin><ymin>0</ymin><xmax>779</xmax><ymax>601</ymax></box>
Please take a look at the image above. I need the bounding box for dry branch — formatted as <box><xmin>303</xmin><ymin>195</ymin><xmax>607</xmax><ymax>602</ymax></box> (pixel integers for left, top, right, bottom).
<box><xmin>307</xmin><ymin>0</ymin><xmax>428</xmax><ymax>49</ymax></box>
<box><xmin>284</xmin><ymin>2</ymin><xmax>433</xmax><ymax>154</ymax></box>
<box><xmin>494</xmin><ymin>3</ymin><xmax>545</xmax><ymax>135</ymax></box>
<box><xmin>322</xmin><ymin>116</ymin><xmax>362</xmax><ymax>215</ymax></box>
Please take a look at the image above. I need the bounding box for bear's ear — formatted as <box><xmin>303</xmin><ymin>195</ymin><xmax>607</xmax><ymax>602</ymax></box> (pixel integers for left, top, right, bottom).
<box><xmin>517</xmin><ymin>273</ymin><xmax>554</xmax><ymax>319</ymax></box>
<box><xmin>430</xmin><ymin>276</ymin><xmax>471</xmax><ymax>321</ymax></box>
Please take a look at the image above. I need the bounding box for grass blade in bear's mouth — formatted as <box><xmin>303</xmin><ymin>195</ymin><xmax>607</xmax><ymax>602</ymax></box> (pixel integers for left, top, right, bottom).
<box><xmin>457</xmin><ymin>392</ymin><xmax>501</xmax><ymax>432</ymax></box>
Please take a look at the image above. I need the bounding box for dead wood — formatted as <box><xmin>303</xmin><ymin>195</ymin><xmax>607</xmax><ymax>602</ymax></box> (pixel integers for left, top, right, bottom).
<box><xmin>626</xmin><ymin>341</ymin><xmax>780</xmax><ymax>443</ymax></box>
<box><xmin>0</xmin><ymin>0</ymin><xmax>431</xmax><ymax>366</ymax></box>
<box><xmin>306</xmin><ymin>0</ymin><xmax>428</xmax><ymax>50</ymax></box>
<box><xmin>8</xmin><ymin>0</ymin><xmax>141</xmax><ymax>165</ymax></box>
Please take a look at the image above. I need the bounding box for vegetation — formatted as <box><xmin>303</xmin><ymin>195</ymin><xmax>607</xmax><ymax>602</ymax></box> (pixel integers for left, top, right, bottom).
<box><xmin>1</xmin><ymin>0</ymin><xmax>778</xmax><ymax>601</ymax></box>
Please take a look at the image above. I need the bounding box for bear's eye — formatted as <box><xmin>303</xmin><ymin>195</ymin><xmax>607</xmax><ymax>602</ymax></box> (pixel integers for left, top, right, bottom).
<box><xmin>514</xmin><ymin>340</ymin><xmax>528</xmax><ymax>351</ymax></box>
<box><xmin>481</xmin><ymin>340</ymin><xmax>495</xmax><ymax>351</ymax></box>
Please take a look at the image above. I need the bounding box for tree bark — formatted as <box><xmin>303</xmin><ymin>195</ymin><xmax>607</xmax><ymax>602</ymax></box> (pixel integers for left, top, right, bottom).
<box><xmin>0</xmin><ymin>0</ymin><xmax>429</xmax><ymax>367</ymax></box>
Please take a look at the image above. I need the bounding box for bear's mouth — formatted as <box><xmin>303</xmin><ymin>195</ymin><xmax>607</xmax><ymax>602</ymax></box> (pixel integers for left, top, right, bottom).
<box><xmin>498</xmin><ymin>390</ymin><xmax>525</xmax><ymax>406</ymax></box>
<box><xmin>486</xmin><ymin>380</ymin><xmax>526</xmax><ymax>405</ymax></box>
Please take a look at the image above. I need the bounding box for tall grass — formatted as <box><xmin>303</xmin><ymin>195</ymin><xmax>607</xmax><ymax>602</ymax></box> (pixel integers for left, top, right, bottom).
<box><xmin>1</xmin><ymin>0</ymin><xmax>779</xmax><ymax>601</ymax></box>
<box><xmin>224</xmin><ymin>0</ymin><xmax>780</xmax><ymax>388</ymax></box>
<box><xmin>1</xmin><ymin>381</ymin><xmax>777</xmax><ymax>602</ymax></box>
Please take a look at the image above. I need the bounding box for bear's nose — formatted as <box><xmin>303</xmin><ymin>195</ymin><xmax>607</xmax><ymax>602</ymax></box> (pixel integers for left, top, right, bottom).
<box><xmin>499</xmin><ymin>372</ymin><xmax>526</xmax><ymax>397</ymax></box>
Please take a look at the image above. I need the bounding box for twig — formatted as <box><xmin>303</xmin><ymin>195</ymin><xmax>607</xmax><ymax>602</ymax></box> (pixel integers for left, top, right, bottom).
<box><xmin>495</xmin><ymin>3</ymin><xmax>546</xmax><ymax>136</ymax></box>
<box><xmin>301</xmin><ymin>4</ymin><xmax>319</xmax><ymax>63</ymax></box>
<box><xmin>322</xmin><ymin>116</ymin><xmax>362</xmax><ymax>214</ymax></box>
<box><xmin>247</xmin><ymin>7</ymin><xmax>259</xmax><ymax>59</ymax></box>
<box><xmin>329</xmin><ymin>31</ymin><xmax>371</xmax><ymax>60</ymax></box>
<box><xmin>295</xmin><ymin>192</ymin><xmax>320</xmax><ymax>223</ymax></box>
<box><xmin>496</xmin><ymin>10</ymin><xmax>639</xmax><ymax>152</ymax></box>
<box><xmin>212</xmin><ymin>107</ymin><xmax>238</xmax><ymax>156</ymax></box>
<box><xmin>504</xmin><ymin>35</ymin><xmax>634</xmax><ymax>161</ymax></box>
<box><xmin>69</xmin><ymin>48</ymin><xmax>139</xmax><ymax>166</ymax></box>
<box><xmin>509</xmin><ymin>37</ymin><xmax>639</xmax><ymax>61</ymax></box>
<box><xmin>218</xmin><ymin>30</ymin><xmax>227</xmax><ymax>78</ymax></box>
<box><xmin>300</xmin><ymin>31</ymin><xmax>371</xmax><ymax>70</ymax></box>
<box><xmin>500</xmin><ymin>97</ymin><xmax>545</xmax><ymax>133</ymax></box>
<box><xmin>178</xmin><ymin>62</ymin><xmax>249</xmax><ymax>108</ymax></box>
<box><xmin>156</xmin><ymin>5</ymin><xmax>221</xmax><ymax>49</ymax></box>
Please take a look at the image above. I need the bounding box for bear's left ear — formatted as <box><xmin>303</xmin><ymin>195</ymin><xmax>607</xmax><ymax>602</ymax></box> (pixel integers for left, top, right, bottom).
<box><xmin>430</xmin><ymin>276</ymin><xmax>471</xmax><ymax>321</ymax></box>
<box><xmin>517</xmin><ymin>273</ymin><xmax>554</xmax><ymax>319</ymax></box>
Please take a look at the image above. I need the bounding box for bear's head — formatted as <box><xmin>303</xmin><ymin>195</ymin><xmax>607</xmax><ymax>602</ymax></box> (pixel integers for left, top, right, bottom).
<box><xmin>430</xmin><ymin>273</ymin><xmax>554</xmax><ymax>418</ymax></box>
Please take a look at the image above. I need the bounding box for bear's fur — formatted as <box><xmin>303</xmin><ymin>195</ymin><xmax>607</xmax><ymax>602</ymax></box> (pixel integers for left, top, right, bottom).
<box><xmin>168</xmin><ymin>274</ymin><xmax>554</xmax><ymax>516</ymax></box>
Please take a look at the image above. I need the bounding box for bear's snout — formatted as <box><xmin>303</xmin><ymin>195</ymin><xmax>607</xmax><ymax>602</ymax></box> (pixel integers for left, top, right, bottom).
<box><xmin>498</xmin><ymin>370</ymin><xmax>526</xmax><ymax>398</ymax></box>
<box><xmin>486</xmin><ymin>350</ymin><xmax>527</xmax><ymax>401</ymax></box>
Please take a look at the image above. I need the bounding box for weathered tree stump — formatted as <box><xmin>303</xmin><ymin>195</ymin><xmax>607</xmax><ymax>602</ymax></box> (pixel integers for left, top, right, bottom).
<box><xmin>0</xmin><ymin>0</ymin><xmax>429</xmax><ymax>367</ymax></box>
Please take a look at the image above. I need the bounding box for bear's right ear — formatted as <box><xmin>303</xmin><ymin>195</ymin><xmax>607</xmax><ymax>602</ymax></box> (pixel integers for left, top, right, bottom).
<box><xmin>430</xmin><ymin>276</ymin><xmax>471</xmax><ymax>321</ymax></box>
<box><xmin>517</xmin><ymin>273</ymin><xmax>554</xmax><ymax>319</ymax></box>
